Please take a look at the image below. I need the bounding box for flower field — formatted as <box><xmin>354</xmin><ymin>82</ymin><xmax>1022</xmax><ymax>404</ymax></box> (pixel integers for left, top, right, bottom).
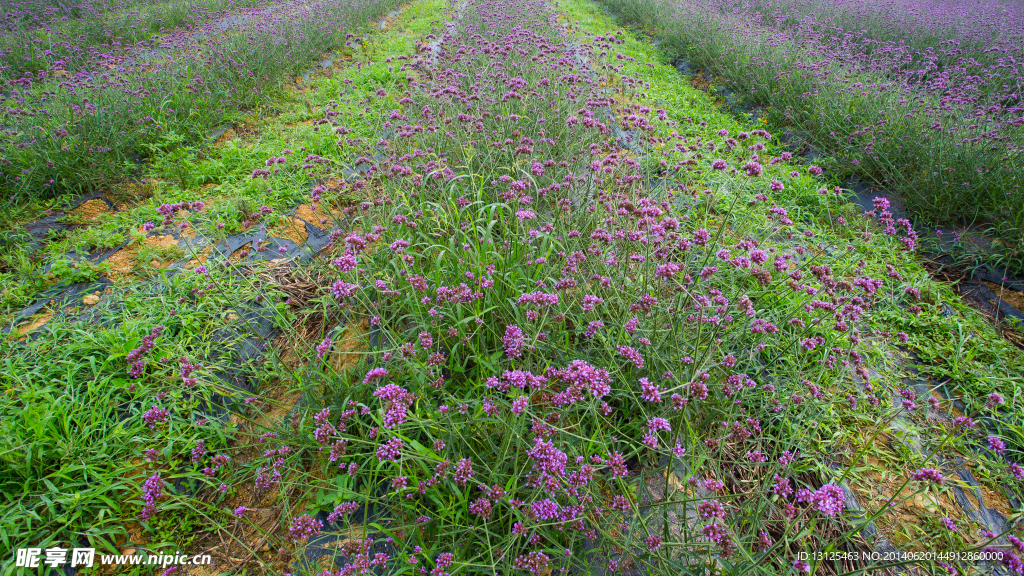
<box><xmin>2</xmin><ymin>0</ymin><xmax>1024</xmax><ymax>574</ymax></box>
<box><xmin>600</xmin><ymin>0</ymin><xmax>1024</xmax><ymax>274</ymax></box>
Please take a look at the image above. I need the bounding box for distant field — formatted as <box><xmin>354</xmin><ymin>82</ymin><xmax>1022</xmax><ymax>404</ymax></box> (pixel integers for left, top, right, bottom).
<box><xmin>601</xmin><ymin>0</ymin><xmax>1024</xmax><ymax>274</ymax></box>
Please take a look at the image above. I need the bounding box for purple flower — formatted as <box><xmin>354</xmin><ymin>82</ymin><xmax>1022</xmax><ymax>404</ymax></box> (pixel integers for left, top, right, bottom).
<box><xmin>989</xmin><ymin>436</ymin><xmax>1007</xmax><ymax>455</ymax></box>
<box><xmin>554</xmin><ymin>360</ymin><xmax>611</xmax><ymax>398</ymax></box>
<box><xmin>376</xmin><ymin>437</ymin><xmax>404</xmax><ymax>462</ymax></box>
<box><xmin>910</xmin><ymin>467</ymin><xmax>944</xmax><ymax>485</ymax></box>
<box><xmin>647</xmin><ymin>417</ymin><xmax>671</xmax><ymax>433</ymax></box>
<box><xmin>528</xmin><ymin>438</ymin><xmax>567</xmax><ymax>489</ymax></box>
<box><xmin>469</xmin><ymin>497</ymin><xmax>492</xmax><ymax>518</ymax></box>
<box><xmin>514</xmin><ymin>551</ymin><xmax>549</xmax><ymax>574</ymax></box>
<box><xmin>363</xmin><ymin>367</ymin><xmax>388</xmax><ymax>383</ymax></box>
<box><xmin>511</xmin><ymin>396</ymin><xmax>529</xmax><ymax>415</ymax></box>
<box><xmin>639</xmin><ymin>377</ymin><xmax>662</xmax><ymax>402</ymax></box>
<box><xmin>140</xmin><ymin>473</ymin><xmax>163</xmax><ymax>520</ymax></box>
<box><xmin>433</xmin><ymin>553</ymin><xmax>454</xmax><ymax>576</ymax></box>
<box><xmin>453</xmin><ymin>458</ymin><xmax>474</xmax><ymax>486</ymax></box>
<box><xmin>1013</xmin><ymin>463</ymin><xmax>1024</xmax><ymax>480</ymax></box>
<box><xmin>316</xmin><ymin>337</ymin><xmax>332</xmax><ymax>359</ymax></box>
<box><xmin>326</xmin><ymin>502</ymin><xmax>360</xmax><ymax>523</ymax></box>
<box><xmin>987</xmin><ymin>393</ymin><xmax>1005</xmax><ymax>408</ymax></box>
<box><xmin>502</xmin><ymin>324</ymin><xmax>526</xmax><ymax>358</ymax></box>
<box><xmin>803</xmin><ymin>483</ymin><xmax>845</xmax><ymax>516</ymax></box>
<box><xmin>606</xmin><ymin>451</ymin><xmax>628</xmax><ymax>478</ymax></box>
<box><xmin>142</xmin><ymin>406</ymin><xmax>169</xmax><ymax>429</ymax></box>
<box><xmin>616</xmin><ymin>345</ymin><xmax>644</xmax><ymax>368</ymax></box>
<box><xmin>191</xmin><ymin>440</ymin><xmax>206</xmax><ymax>462</ymax></box>
<box><xmin>288</xmin><ymin>514</ymin><xmax>323</xmax><ymax>541</ymax></box>
<box><xmin>126</xmin><ymin>326</ymin><xmax>164</xmax><ymax>378</ymax></box>
<box><xmin>331</xmin><ymin>281</ymin><xmax>360</xmax><ymax>299</ymax></box>
<box><xmin>698</xmin><ymin>500</ymin><xmax>726</xmax><ymax>519</ymax></box>
<box><xmin>373</xmin><ymin>384</ymin><xmax>414</xmax><ymax>428</ymax></box>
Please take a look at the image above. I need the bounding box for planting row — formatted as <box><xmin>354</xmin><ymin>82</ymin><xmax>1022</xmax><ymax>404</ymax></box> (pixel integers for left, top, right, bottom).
<box><xmin>599</xmin><ymin>0</ymin><xmax>1024</xmax><ymax>273</ymax></box>
<box><xmin>0</xmin><ymin>4</ymin><xmax>440</xmax><ymax>567</ymax></box>
<box><xmin>0</xmin><ymin>0</ymin><xmax>402</xmax><ymax>198</ymax></box>
<box><xmin>0</xmin><ymin>0</ymin><xmax>269</xmax><ymax>81</ymax></box>
<box><xmin>170</xmin><ymin>0</ymin><xmax>1024</xmax><ymax>570</ymax></box>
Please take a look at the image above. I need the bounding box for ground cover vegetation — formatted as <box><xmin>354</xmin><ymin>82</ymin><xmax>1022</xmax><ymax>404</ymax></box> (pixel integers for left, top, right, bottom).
<box><xmin>2</xmin><ymin>0</ymin><xmax>1024</xmax><ymax>574</ymax></box>
<box><xmin>0</xmin><ymin>0</ymin><xmax>401</xmax><ymax>196</ymax></box>
<box><xmin>597</xmin><ymin>0</ymin><xmax>1024</xmax><ymax>275</ymax></box>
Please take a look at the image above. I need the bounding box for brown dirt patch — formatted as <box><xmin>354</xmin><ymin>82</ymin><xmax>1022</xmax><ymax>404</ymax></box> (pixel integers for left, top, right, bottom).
<box><xmin>268</xmin><ymin>216</ymin><xmax>310</xmax><ymax>245</ymax></box>
<box><xmin>229</xmin><ymin>242</ymin><xmax>253</xmax><ymax>264</ymax></box>
<box><xmin>105</xmin><ymin>234</ymin><xmax>181</xmax><ymax>279</ymax></box>
<box><xmin>293</xmin><ymin>203</ymin><xmax>343</xmax><ymax>230</ymax></box>
<box><xmin>233</xmin><ymin>122</ymin><xmax>259</xmax><ymax>140</ymax></box>
<box><xmin>15</xmin><ymin>310</ymin><xmax>54</xmax><ymax>337</ymax></box>
<box><xmin>182</xmin><ymin>246</ymin><xmax>214</xmax><ymax>270</ymax></box>
<box><xmin>146</xmin><ymin>233</ymin><xmax>180</xmax><ymax>250</ymax></box>
<box><xmin>848</xmin><ymin>455</ymin><xmax>957</xmax><ymax>549</ymax></box>
<box><xmin>845</xmin><ymin>450</ymin><xmax>1005</xmax><ymax>550</ymax></box>
<box><xmin>105</xmin><ymin>246</ymin><xmax>138</xmax><ymax>279</ymax></box>
<box><xmin>984</xmin><ymin>281</ymin><xmax>1024</xmax><ymax>313</ymax></box>
<box><xmin>975</xmin><ymin>477</ymin><xmax>1017</xmax><ymax>519</ymax></box>
<box><xmin>213</xmin><ymin>127</ymin><xmax>237</xmax><ymax>146</ymax></box>
<box><xmin>68</xmin><ymin>198</ymin><xmax>109</xmax><ymax>222</ymax></box>
<box><xmin>327</xmin><ymin>319</ymin><xmax>369</xmax><ymax>374</ymax></box>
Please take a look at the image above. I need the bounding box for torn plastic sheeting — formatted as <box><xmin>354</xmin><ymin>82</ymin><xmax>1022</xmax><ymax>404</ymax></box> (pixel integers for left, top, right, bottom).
<box><xmin>203</xmin><ymin>300</ymin><xmax>281</xmax><ymax>397</ymax></box>
<box><xmin>289</xmin><ymin>465</ymin><xmax>393</xmax><ymax>572</ymax></box>
<box><xmin>367</xmin><ymin>322</ymin><xmax>393</xmax><ymax>351</ymax></box>
<box><xmin>292</xmin><ymin>510</ymin><xmax>395</xmax><ymax>573</ymax></box>
<box><xmin>4</xmin><ymin>298</ymin><xmax>53</xmax><ymax>333</ymax></box>
<box><xmin>67</xmin><ymin>191</ymin><xmax>118</xmax><ymax>213</ymax></box>
<box><xmin>948</xmin><ymin>464</ymin><xmax>1011</xmax><ymax>543</ymax></box>
<box><xmin>25</xmin><ymin>213</ymin><xmax>69</xmax><ymax>244</ymax></box>
<box><xmin>298</xmin><ymin>221</ymin><xmax>337</xmax><ymax>253</ymax></box>
<box><xmin>37</xmin><ymin>235</ymin><xmax>131</xmax><ymax>274</ymax></box>
<box><xmin>843</xmin><ymin>177</ymin><xmax>908</xmax><ymax>221</ymax></box>
<box><xmin>241</xmin><ymin>235</ymin><xmax>319</xmax><ymax>265</ymax></box>
<box><xmin>207</xmin><ymin>123</ymin><xmax>233</xmax><ymax>143</ymax></box>
<box><xmin>208</xmin><ymin>229</ymin><xmax>269</xmax><ymax>263</ymax></box>
<box><xmin>961</xmin><ymin>280</ymin><xmax>1024</xmax><ymax>325</ymax></box>
<box><xmin>673</xmin><ymin>58</ymin><xmax>696</xmax><ymax>76</ymax></box>
<box><xmin>287</xmin><ymin>210</ymin><xmax>340</xmax><ymax>247</ymax></box>
<box><xmin>975</xmin><ymin>267</ymin><xmax>1024</xmax><ymax>293</ymax></box>
<box><xmin>834</xmin><ymin>483</ymin><xmax>911</xmax><ymax>575</ymax></box>
<box><xmin>3</xmin><ymin>279</ymin><xmax>111</xmax><ymax>335</ymax></box>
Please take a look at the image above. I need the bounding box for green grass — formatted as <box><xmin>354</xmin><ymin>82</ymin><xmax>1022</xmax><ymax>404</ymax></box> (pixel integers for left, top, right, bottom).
<box><xmin>0</xmin><ymin>3</ymin><xmax>440</xmax><ymax>569</ymax></box>
<box><xmin>557</xmin><ymin>0</ymin><xmax>1024</xmax><ymax>440</ymax></box>
<box><xmin>593</xmin><ymin>0</ymin><xmax>1024</xmax><ymax>275</ymax></box>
